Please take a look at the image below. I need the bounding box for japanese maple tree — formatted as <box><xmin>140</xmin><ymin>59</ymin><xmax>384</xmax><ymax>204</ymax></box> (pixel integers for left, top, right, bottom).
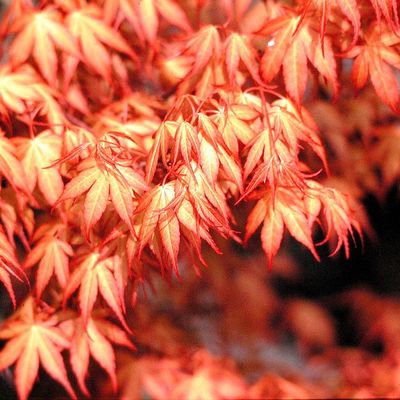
<box><xmin>0</xmin><ymin>0</ymin><xmax>399</xmax><ymax>399</ymax></box>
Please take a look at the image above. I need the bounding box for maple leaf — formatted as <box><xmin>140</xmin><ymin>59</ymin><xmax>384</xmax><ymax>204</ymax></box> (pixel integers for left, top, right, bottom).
<box><xmin>224</xmin><ymin>32</ymin><xmax>263</xmax><ymax>85</ymax></box>
<box><xmin>260</xmin><ymin>13</ymin><xmax>338</xmax><ymax>103</ymax></box>
<box><xmin>64</xmin><ymin>250</ymin><xmax>129</xmax><ymax>330</ymax></box>
<box><xmin>13</xmin><ymin>130</ymin><xmax>64</xmax><ymax>205</ymax></box>
<box><xmin>0</xmin><ymin>297</ymin><xmax>76</xmax><ymax>400</ymax></box>
<box><xmin>245</xmin><ymin>179</ymin><xmax>363</xmax><ymax>267</ymax></box>
<box><xmin>60</xmin><ymin>315</ymin><xmax>133</xmax><ymax>395</ymax></box>
<box><xmin>344</xmin><ymin>23</ymin><xmax>400</xmax><ymax>111</ymax></box>
<box><xmin>8</xmin><ymin>8</ymin><xmax>80</xmax><ymax>84</ymax></box>
<box><xmin>55</xmin><ymin>144</ymin><xmax>148</xmax><ymax>237</ymax></box>
<box><xmin>245</xmin><ymin>187</ymin><xmax>320</xmax><ymax>268</ymax></box>
<box><xmin>177</xmin><ymin>28</ymin><xmax>264</xmax><ymax>95</ymax></box>
<box><xmin>64</xmin><ymin>4</ymin><xmax>136</xmax><ymax>82</ymax></box>
<box><xmin>184</xmin><ymin>25</ymin><xmax>222</xmax><ymax>77</ymax></box>
<box><xmin>23</xmin><ymin>222</ymin><xmax>73</xmax><ymax>298</ymax></box>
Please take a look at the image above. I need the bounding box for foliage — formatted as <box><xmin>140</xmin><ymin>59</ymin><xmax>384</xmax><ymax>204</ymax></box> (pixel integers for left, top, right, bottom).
<box><xmin>0</xmin><ymin>0</ymin><xmax>399</xmax><ymax>398</ymax></box>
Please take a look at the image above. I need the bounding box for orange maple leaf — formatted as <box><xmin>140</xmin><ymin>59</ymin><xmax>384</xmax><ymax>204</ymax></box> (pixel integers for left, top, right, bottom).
<box><xmin>224</xmin><ymin>32</ymin><xmax>263</xmax><ymax>86</ymax></box>
<box><xmin>184</xmin><ymin>25</ymin><xmax>222</xmax><ymax>77</ymax></box>
<box><xmin>246</xmin><ymin>180</ymin><xmax>362</xmax><ymax>267</ymax></box>
<box><xmin>64</xmin><ymin>4</ymin><xmax>136</xmax><ymax>83</ymax></box>
<box><xmin>0</xmin><ymin>297</ymin><xmax>76</xmax><ymax>400</ymax></box>
<box><xmin>8</xmin><ymin>8</ymin><xmax>80</xmax><ymax>84</ymax></box>
<box><xmin>64</xmin><ymin>250</ymin><xmax>129</xmax><ymax>330</ymax></box>
<box><xmin>24</xmin><ymin>222</ymin><xmax>73</xmax><ymax>298</ymax></box>
<box><xmin>55</xmin><ymin>142</ymin><xmax>148</xmax><ymax>237</ymax></box>
<box><xmin>245</xmin><ymin>187</ymin><xmax>319</xmax><ymax>268</ymax></box>
<box><xmin>13</xmin><ymin>130</ymin><xmax>64</xmax><ymax>206</ymax></box>
<box><xmin>260</xmin><ymin>13</ymin><xmax>338</xmax><ymax>103</ymax></box>
<box><xmin>344</xmin><ymin>23</ymin><xmax>400</xmax><ymax>111</ymax></box>
<box><xmin>60</xmin><ymin>315</ymin><xmax>134</xmax><ymax>395</ymax></box>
